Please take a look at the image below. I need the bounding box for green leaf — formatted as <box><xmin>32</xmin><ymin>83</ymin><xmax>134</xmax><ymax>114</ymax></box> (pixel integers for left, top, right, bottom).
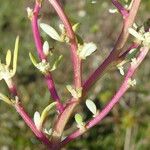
<box><xmin>6</xmin><ymin>49</ymin><xmax>12</xmax><ymax>67</ymax></box>
<box><xmin>0</xmin><ymin>93</ymin><xmax>12</xmax><ymax>105</ymax></box>
<box><xmin>40</xmin><ymin>102</ymin><xmax>57</xmax><ymax>126</ymax></box>
<box><xmin>79</xmin><ymin>42</ymin><xmax>97</xmax><ymax>59</ymax></box>
<box><xmin>12</xmin><ymin>36</ymin><xmax>19</xmax><ymax>75</ymax></box>
<box><xmin>76</xmin><ymin>34</ymin><xmax>84</xmax><ymax>45</ymax></box>
<box><xmin>50</xmin><ymin>55</ymin><xmax>63</xmax><ymax>71</ymax></box>
<box><xmin>126</xmin><ymin>48</ymin><xmax>139</xmax><ymax>60</ymax></box>
<box><xmin>29</xmin><ymin>52</ymin><xmax>38</xmax><ymax>67</ymax></box>
<box><xmin>40</xmin><ymin>23</ymin><xmax>62</xmax><ymax>42</ymax></box>
<box><xmin>86</xmin><ymin>99</ymin><xmax>97</xmax><ymax>116</ymax></box>
<box><xmin>75</xmin><ymin>114</ymin><xmax>83</xmax><ymax>125</ymax></box>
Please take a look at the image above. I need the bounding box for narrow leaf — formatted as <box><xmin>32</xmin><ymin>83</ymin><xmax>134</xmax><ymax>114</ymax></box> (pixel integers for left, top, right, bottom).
<box><xmin>6</xmin><ymin>49</ymin><xmax>12</xmax><ymax>67</ymax></box>
<box><xmin>66</xmin><ymin>85</ymin><xmax>78</xmax><ymax>98</ymax></box>
<box><xmin>86</xmin><ymin>99</ymin><xmax>97</xmax><ymax>115</ymax></box>
<box><xmin>12</xmin><ymin>36</ymin><xmax>19</xmax><ymax>75</ymax></box>
<box><xmin>40</xmin><ymin>23</ymin><xmax>62</xmax><ymax>42</ymax></box>
<box><xmin>0</xmin><ymin>93</ymin><xmax>12</xmax><ymax>105</ymax></box>
<box><xmin>29</xmin><ymin>52</ymin><xmax>38</xmax><ymax>67</ymax></box>
<box><xmin>72</xmin><ymin>23</ymin><xmax>80</xmax><ymax>32</ymax></box>
<box><xmin>40</xmin><ymin>102</ymin><xmax>57</xmax><ymax>126</ymax></box>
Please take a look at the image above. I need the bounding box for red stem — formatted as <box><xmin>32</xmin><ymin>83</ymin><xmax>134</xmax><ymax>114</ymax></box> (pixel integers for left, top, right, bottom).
<box><xmin>61</xmin><ymin>46</ymin><xmax>149</xmax><ymax>147</ymax></box>
<box><xmin>112</xmin><ymin>0</ymin><xmax>129</xmax><ymax>18</ymax></box>
<box><xmin>50</xmin><ymin>0</ymin><xmax>141</xmax><ymax>139</ymax></box>
<box><xmin>15</xmin><ymin>103</ymin><xmax>52</xmax><ymax>148</ymax></box>
<box><xmin>31</xmin><ymin>1</ymin><xmax>64</xmax><ymax>113</ymax></box>
<box><xmin>83</xmin><ymin>0</ymin><xmax>141</xmax><ymax>94</ymax></box>
<box><xmin>48</xmin><ymin>0</ymin><xmax>82</xmax><ymax>89</ymax></box>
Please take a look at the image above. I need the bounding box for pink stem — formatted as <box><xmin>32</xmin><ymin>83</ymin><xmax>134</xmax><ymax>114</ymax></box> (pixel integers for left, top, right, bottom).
<box><xmin>119</xmin><ymin>42</ymin><xmax>140</xmax><ymax>59</ymax></box>
<box><xmin>31</xmin><ymin>1</ymin><xmax>64</xmax><ymax>113</ymax></box>
<box><xmin>112</xmin><ymin>0</ymin><xmax>129</xmax><ymax>18</ymax></box>
<box><xmin>32</xmin><ymin>3</ymin><xmax>45</xmax><ymax>60</ymax></box>
<box><xmin>61</xmin><ymin>46</ymin><xmax>149</xmax><ymax>147</ymax></box>
<box><xmin>48</xmin><ymin>0</ymin><xmax>82</xmax><ymax>89</ymax></box>
<box><xmin>83</xmin><ymin>0</ymin><xmax>141</xmax><ymax>94</ymax></box>
<box><xmin>49</xmin><ymin>0</ymin><xmax>141</xmax><ymax>139</ymax></box>
<box><xmin>83</xmin><ymin>43</ymin><xmax>139</xmax><ymax>93</ymax></box>
<box><xmin>15</xmin><ymin>103</ymin><xmax>52</xmax><ymax>148</ymax></box>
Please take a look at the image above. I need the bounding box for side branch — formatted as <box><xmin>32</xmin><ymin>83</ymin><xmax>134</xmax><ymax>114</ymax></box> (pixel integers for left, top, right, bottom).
<box><xmin>31</xmin><ymin>1</ymin><xmax>64</xmax><ymax>113</ymax></box>
<box><xmin>83</xmin><ymin>0</ymin><xmax>141</xmax><ymax>93</ymax></box>
<box><xmin>15</xmin><ymin>102</ymin><xmax>52</xmax><ymax>147</ymax></box>
<box><xmin>61</xmin><ymin>46</ymin><xmax>149</xmax><ymax>147</ymax></box>
<box><xmin>50</xmin><ymin>0</ymin><xmax>141</xmax><ymax>139</ymax></box>
<box><xmin>48</xmin><ymin>0</ymin><xmax>82</xmax><ymax>88</ymax></box>
<box><xmin>112</xmin><ymin>0</ymin><xmax>129</xmax><ymax>18</ymax></box>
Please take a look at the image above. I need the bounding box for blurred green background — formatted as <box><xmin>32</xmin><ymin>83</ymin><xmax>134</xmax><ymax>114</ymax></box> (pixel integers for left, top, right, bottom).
<box><xmin>0</xmin><ymin>0</ymin><xmax>150</xmax><ymax>149</ymax></box>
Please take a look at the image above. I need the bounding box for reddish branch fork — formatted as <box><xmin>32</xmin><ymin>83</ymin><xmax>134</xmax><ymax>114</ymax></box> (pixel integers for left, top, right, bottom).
<box><xmin>31</xmin><ymin>1</ymin><xmax>64</xmax><ymax>113</ymax></box>
<box><xmin>50</xmin><ymin>0</ymin><xmax>141</xmax><ymax>141</ymax></box>
<box><xmin>61</xmin><ymin>46</ymin><xmax>149</xmax><ymax>148</ymax></box>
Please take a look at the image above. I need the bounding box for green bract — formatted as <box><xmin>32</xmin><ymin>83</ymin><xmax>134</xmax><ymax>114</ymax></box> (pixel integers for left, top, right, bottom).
<box><xmin>0</xmin><ymin>36</ymin><xmax>19</xmax><ymax>82</ymax></box>
<box><xmin>86</xmin><ymin>99</ymin><xmax>97</xmax><ymax>116</ymax></box>
<box><xmin>128</xmin><ymin>26</ymin><xmax>150</xmax><ymax>47</ymax></box>
<box><xmin>66</xmin><ymin>85</ymin><xmax>82</xmax><ymax>99</ymax></box>
<box><xmin>40</xmin><ymin>23</ymin><xmax>63</xmax><ymax>42</ymax></box>
<box><xmin>29</xmin><ymin>53</ymin><xmax>62</xmax><ymax>74</ymax></box>
<box><xmin>75</xmin><ymin>114</ymin><xmax>84</xmax><ymax>126</ymax></box>
<box><xmin>33</xmin><ymin>102</ymin><xmax>57</xmax><ymax>130</ymax></box>
<box><xmin>0</xmin><ymin>93</ymin><xmax>13</xmax><ymax>105</ymax></box>
<box><xmin>78</xmin><ymin>42</ymin><xmax>97</xmax><ymax>59</ymax></box>
<box><xmin>40</xmin><ymin>102</ymin><xmax>57</xmax><ymax>126</ymax></box>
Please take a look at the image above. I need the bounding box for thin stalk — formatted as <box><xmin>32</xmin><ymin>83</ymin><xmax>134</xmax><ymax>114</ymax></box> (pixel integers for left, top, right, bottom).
<box><xmin>112</xmin><ymin>0</ymin><xmax>129</xmax><ymax>18</ymax></box>
<box><xmin>15</xmin><ymin>102</ymin><xmax>52</xmax><ymax>147</ymax></box>
<box><xmin>6</xmin><ymin>80</ymin><xmax>52</xmax><ymax>148</ymax></box>
<box><xmin>48</xmin><ymin>0</ymin><xmax>82</xmax><ymax>89</ymax></box>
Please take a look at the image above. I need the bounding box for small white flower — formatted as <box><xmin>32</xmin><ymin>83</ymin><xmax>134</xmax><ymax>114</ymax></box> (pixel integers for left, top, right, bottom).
<box><xmin>26</xmin><ymin>7</ymin><xmax>33</xmax><ymax>20</ymax></box>
<box><xmin>78</xmin><ymin>10</ymin><xmax>86</xmax><ymax>17</ymax></box>
<box><xmin>35</xmin><ymin>60</ymin><xmax>50</xmax><ymax>74</ymax></box>
<box><xmin>109</xmin><ymin>8</ymin><xmax>118</xmax><ymax>14</ymax></box>
<box><xmin>44</xmin><ymin>128</ymin><xmax>52</xmax><ymax>135</ymax></box>
<box><xmin>127</xmin><ymin>78</ymin><xmax>136</xmax><ymax>87</ymax></box>
<box><xmin>117</xmin><ymin>60</ymin><xmax>126</xmax><ymax>76</ymax></box>
<box><xmin>0</xmin><ymin>36</ymin><xmax>19</xmax><ymax>82</ymax></box>
<box><xmin>91</xmin><ymin>0</ymin><xmax>97</xmax><ymax>4</ymax></box>
<box><xmin>131</xmin><ymin>58</ymin><xmax>137</xmax><ymax>66</ymax></box>
<box><xmin>118</xmin><ymin>66</ymin><xmax>125</xmax><ymax>76</ymax></box>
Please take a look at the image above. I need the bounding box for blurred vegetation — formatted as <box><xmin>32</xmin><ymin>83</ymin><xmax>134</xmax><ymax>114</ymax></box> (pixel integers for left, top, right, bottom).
<box><xmin>0</xmin><ymin>0</ymin><xmax>150</xmax><ymax>150</ymax></box>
